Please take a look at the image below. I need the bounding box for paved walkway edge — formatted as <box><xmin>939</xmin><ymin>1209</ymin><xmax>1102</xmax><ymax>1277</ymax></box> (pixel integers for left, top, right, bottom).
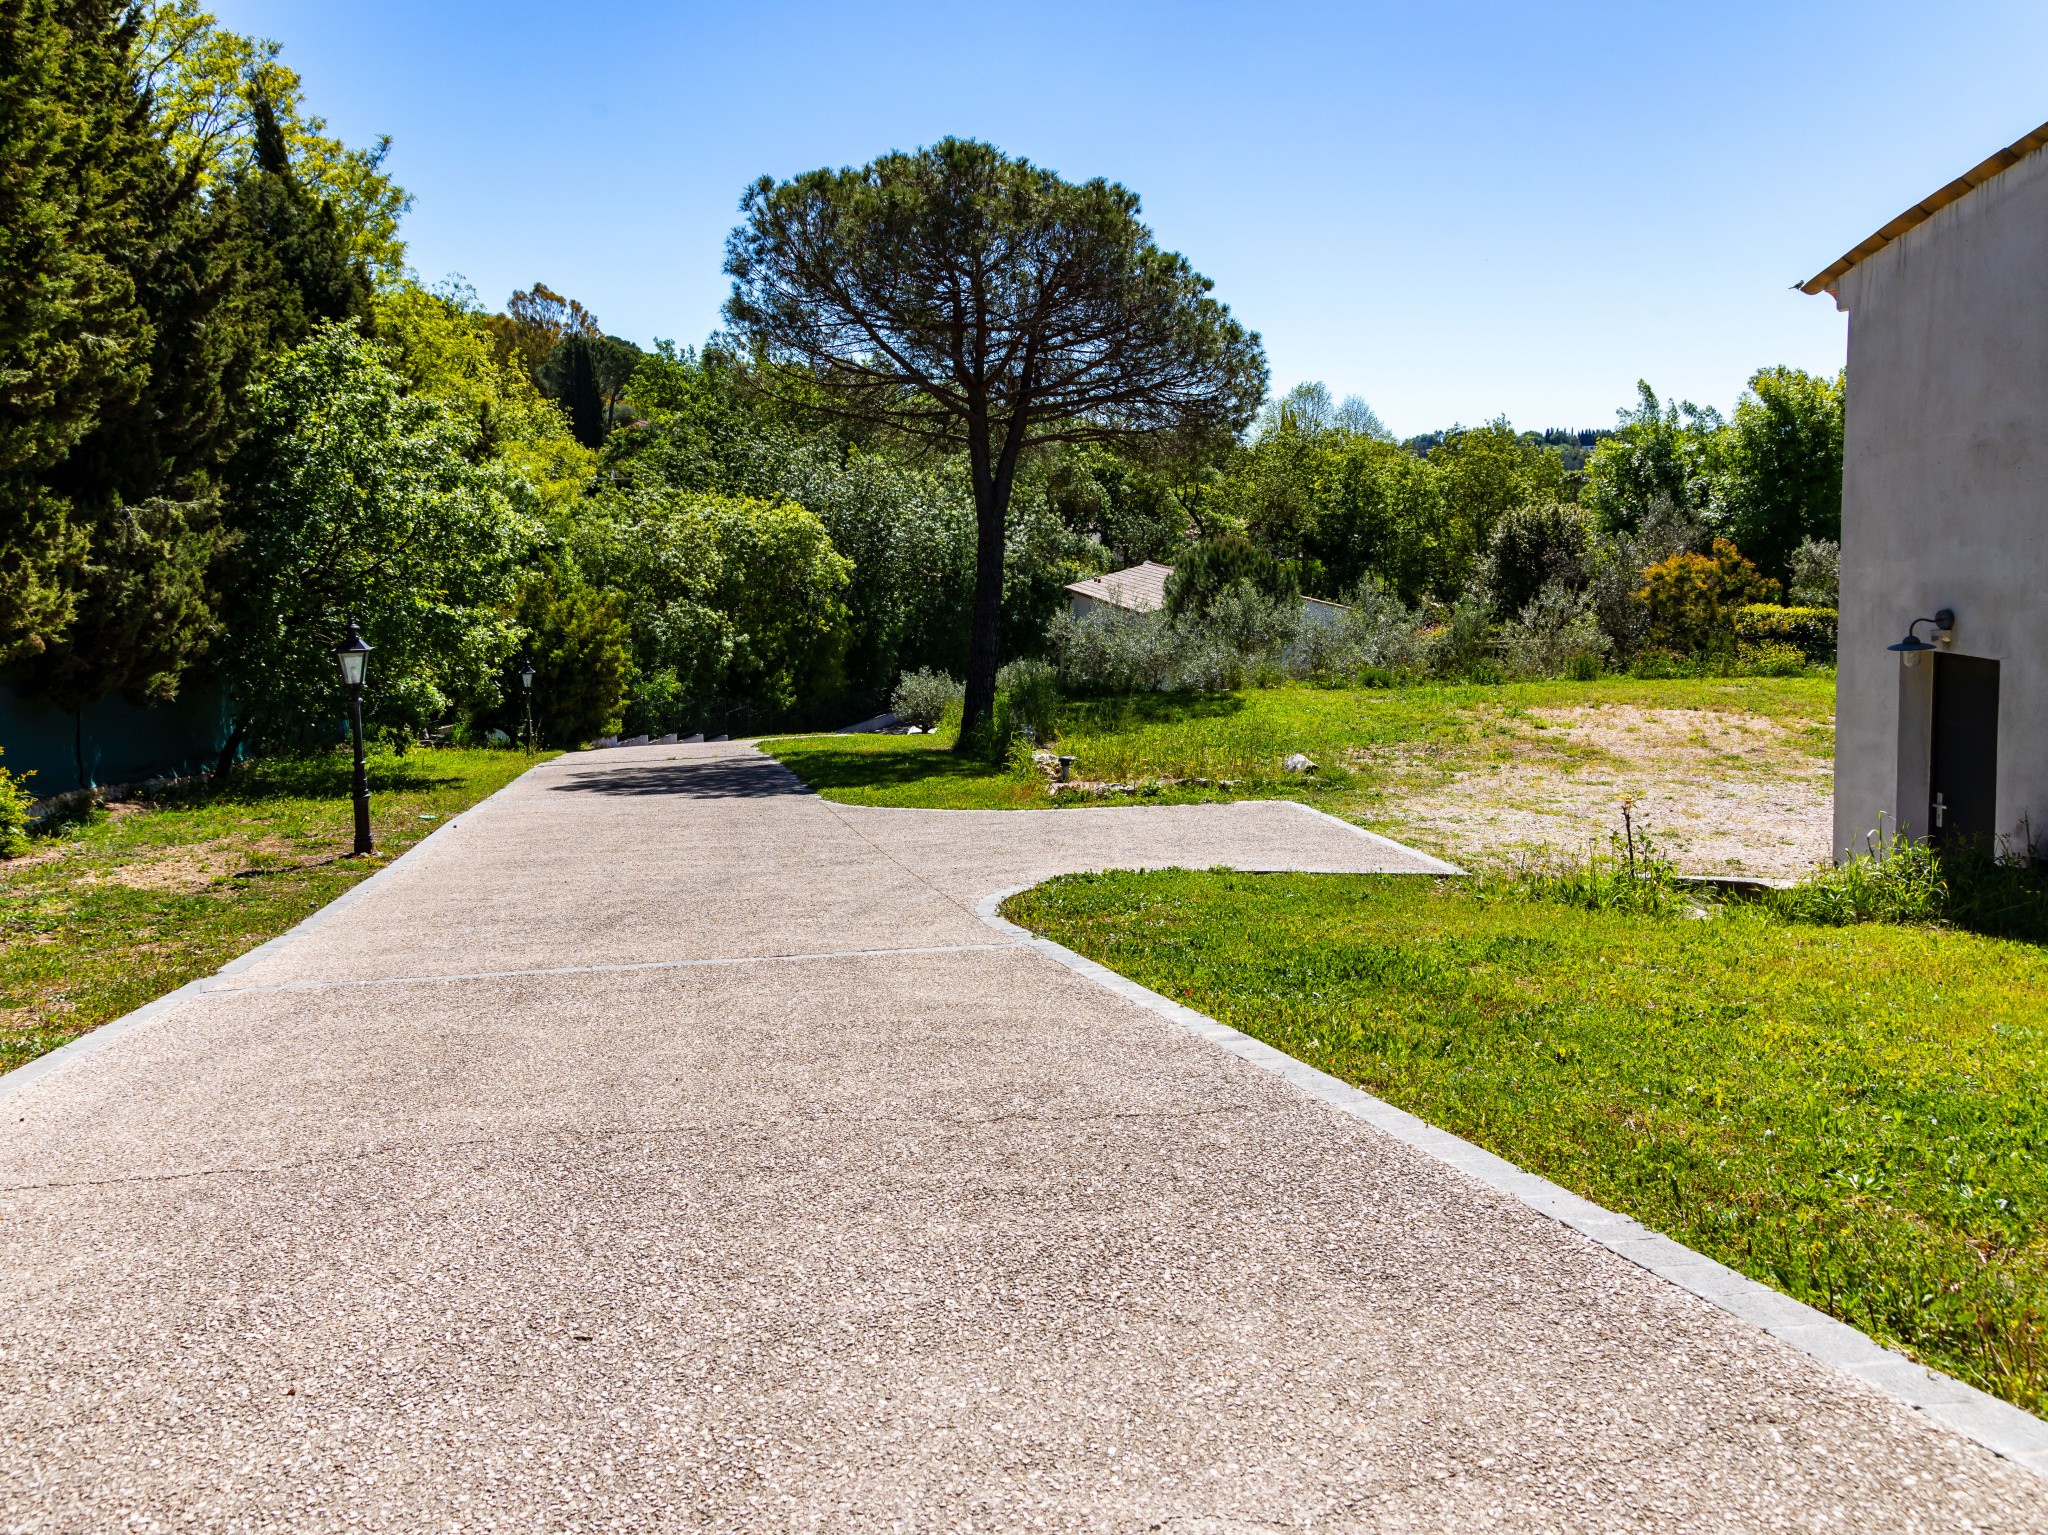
<box><xmin>1276</xmin><ymin>799</ymin><xmax>1466</xmax><ymax>874</ymax></box>
<box><xmin>977</xmin><ymin>884</ymin><xmax>2048</xmax><ymax>1481</ymax></box>
<box><xmin>0</xmin><ymin>762</ymin><xmax>544</xmax><ymax>1110</ymax></box>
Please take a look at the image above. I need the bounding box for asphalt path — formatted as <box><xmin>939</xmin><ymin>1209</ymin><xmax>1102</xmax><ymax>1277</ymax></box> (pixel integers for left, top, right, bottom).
<box><xmin>2</xmin><ymin>741</ymin><xmax>2041</xmax><ymax>1531</ymax></box>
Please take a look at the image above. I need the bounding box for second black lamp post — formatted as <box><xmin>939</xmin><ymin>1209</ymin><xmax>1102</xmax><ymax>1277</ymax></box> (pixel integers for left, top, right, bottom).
<box><xmin>517</xmin><ymin>656</ymin><xmax>536</xmax><ymax>755</ymax></box>
<box><xmin>333</xmin><ymin>621</ymin><xmax>374</xmax><ymax>856</ymax></box>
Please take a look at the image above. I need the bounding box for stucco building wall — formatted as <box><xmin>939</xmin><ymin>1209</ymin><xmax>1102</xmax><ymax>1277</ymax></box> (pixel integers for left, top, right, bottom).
<box><xmin>1831</xmin><ymin>143</ymin><xmax>2048</xmax><ymax>860</ymax></box>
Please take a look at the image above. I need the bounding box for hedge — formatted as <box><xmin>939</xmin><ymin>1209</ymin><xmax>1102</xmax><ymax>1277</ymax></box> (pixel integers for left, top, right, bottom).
<box><xmin>1733</xmin><ymin>604</ymin><xmax>1837</xmax><ymax>661</ymax></box>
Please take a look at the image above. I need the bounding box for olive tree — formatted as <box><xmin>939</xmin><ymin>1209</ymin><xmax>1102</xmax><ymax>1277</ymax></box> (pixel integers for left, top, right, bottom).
<box><xmin>723</xmin><ymin>138</ymin><xmax>1266</xmax><ymax>737</ymax></box>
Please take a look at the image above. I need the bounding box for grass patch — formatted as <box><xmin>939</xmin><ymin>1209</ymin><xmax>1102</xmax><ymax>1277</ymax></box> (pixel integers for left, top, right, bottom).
<box><xmin>1005</xmin><ymin>868</ymin><xmax>2048</xmax><ymax>1417</ymax></box>
<box><xmin>1</xmin><ymin>747</ymin><xmax>545</xmax><ymax>1071</ymax></box>
<box><xmin>763</xmin><ymin>675</ymin><xmax>1835</xmax><ymax>820</ymax></box>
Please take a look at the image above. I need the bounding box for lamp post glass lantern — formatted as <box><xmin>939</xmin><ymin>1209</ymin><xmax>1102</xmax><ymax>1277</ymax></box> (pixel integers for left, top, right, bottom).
<box><xmin>333</xmin><ymin>621</ymin><xmax>374</xmax><ymax>855</ymax></box>
<box><xmin>517</xmin><ymin>656</ymin><xmax>536</xmax><ymax>754</ymax></box>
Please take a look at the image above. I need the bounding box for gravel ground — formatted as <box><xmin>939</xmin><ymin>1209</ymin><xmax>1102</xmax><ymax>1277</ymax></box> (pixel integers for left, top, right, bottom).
<box><xmin>1368</xmin><ymin>705</ymin><xmax>1836</xmax><ymax>877</ymax></box>
<box><xmin>0</xmin><ymin>740</ymin><xmax>2039</xmax><ymax>1532</ymax></box>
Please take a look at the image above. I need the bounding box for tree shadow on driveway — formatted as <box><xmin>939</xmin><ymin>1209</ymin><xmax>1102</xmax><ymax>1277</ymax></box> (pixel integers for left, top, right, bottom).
<box><xmin>547</xmin><ymin>756</ymin><xmax>810</xmax><ymax>800</ymax></box>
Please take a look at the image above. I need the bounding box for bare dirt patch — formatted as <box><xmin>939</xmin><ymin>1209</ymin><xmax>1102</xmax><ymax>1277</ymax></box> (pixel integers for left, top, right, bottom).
<box><xmin>77</xmin><ymin>834</ymin><xmax>333</xmax><ymax>893</ymax></box>
<box><xmin>1364</xmin><ymin>705</ymin><xmax>1833</xmax><ymax>877</ymax></box>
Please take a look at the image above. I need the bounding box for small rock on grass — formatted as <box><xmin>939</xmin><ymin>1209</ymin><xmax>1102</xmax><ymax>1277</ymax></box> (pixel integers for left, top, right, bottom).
<box><xmin>1284</xmin><ymin>753</ymin><xmax>1317</xmax><ymax>774</ymax></box>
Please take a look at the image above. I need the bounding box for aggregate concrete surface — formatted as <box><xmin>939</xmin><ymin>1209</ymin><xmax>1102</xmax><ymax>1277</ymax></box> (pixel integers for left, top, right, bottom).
<box><xmin>2</xmin><ymin>740</ymin><xmax>2042</xmax><ymax>1532</ymax></box>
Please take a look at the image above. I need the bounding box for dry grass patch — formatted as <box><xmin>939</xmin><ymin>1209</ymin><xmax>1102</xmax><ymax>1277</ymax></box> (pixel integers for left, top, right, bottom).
<box><xmin>1360</xmin><ymin>704</ymin><xmax>1833</xmax><ymax>877</ymax></box>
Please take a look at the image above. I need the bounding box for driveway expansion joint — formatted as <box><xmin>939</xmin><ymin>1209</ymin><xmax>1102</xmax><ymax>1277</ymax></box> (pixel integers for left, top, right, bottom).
<box><xmin>196</xmin><ymin>940</ymin><xmax>1032</xmax><ymax>997</ymax></box>
<box><xmin>974</xmin><ymin>883</ymin><xmax>2048</xmax><ymax>1480</ymax></box>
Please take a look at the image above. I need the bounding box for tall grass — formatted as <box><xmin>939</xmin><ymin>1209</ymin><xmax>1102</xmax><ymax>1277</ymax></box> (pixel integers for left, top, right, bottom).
<box><xmin>1065</xmin><ymin>708</ymin><xmax>1294</xmax><ymax>787</ymax></box>
<box><xmin>1766</xmin><ymin>828</ymin><xmax>2048</xmax><ymax>942</ymax></box>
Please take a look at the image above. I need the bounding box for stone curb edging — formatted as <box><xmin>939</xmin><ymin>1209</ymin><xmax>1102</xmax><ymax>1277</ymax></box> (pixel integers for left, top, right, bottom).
<box><xmin>975</xmin><ymin>883</ymin><xmax>2048</xmax><ymax>1482</ymax></box>
<box><xmin>0</xmin><ymin>759</ymin><xmax>556</xmax><ymax>1110</ymax></box>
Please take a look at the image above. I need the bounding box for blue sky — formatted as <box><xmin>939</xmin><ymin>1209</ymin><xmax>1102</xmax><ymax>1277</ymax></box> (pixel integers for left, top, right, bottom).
<box><xmin>215</xmin><ymin>1</ymin><xmax>2048</xmax><ymax>437</ymax></box>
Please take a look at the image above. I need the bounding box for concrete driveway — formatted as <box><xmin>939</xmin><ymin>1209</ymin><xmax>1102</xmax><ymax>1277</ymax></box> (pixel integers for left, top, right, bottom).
<box><xmin>2</xmin><ymin>741</ymin><xmax>2041</xmax><ymax>1530</ymax></box>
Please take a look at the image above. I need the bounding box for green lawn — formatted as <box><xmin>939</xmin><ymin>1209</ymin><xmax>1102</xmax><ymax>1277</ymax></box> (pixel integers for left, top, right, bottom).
<box><xmin>763</xmin><ymin>675</ymin><xmax>1835</xmax><ymax>823</ymax></box>
<box><xmin>1005</xmin><ymin>869</ymin><xmax>2048</xmax><ymax>1417</ymax></box>
<box><xmin>1</xmin><ymin>747</ymin><xmax>544</xmax><ymax>1072</ymax></box>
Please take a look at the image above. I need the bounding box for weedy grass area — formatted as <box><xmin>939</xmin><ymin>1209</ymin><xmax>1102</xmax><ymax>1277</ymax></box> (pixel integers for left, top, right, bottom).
<box><xmin>1004</xmin><ymin>866</ymin><xmax>2048</xmax><ymax>1417</ymax></box>
<box><xmin>763</xmin><ymin>676</ymin><xmax>1837</xmax><ymax>867</ymax></box>
<box><xmin>0</xmin><ymin>748</ymin><xmax>545</xmax><ymax>1072</ymax></box>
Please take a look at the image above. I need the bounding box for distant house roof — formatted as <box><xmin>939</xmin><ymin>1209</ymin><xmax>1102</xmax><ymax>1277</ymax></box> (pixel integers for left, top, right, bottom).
<box><xmin>1064</xmin><ymin>561</ymin><xmax>1173</xmax><ymax>613</ymax></box>
<box><xmin>1800</xmin><ymin>120</ymin><xmax>2048</xmax><ymax>296</ymax></box>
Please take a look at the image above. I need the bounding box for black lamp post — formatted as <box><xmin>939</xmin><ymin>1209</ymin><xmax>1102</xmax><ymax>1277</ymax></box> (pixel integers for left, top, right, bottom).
<box><xmin>517</xmin><ymin>656</ymin><xmax>536</xmax><ymax>755</ymax></box>
<box><xmin>333</xmin><ymin>621</ymin><xmax>374</xmax><ymax>855</ymax></box>
<box><xmin>1887</xmin><ymin>608</ymin><xmax>1956</xmax><ymax>669</ymax></box>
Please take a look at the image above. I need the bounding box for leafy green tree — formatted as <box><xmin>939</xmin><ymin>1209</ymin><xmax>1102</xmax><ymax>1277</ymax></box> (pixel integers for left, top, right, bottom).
<box><xmin>1035</xmin><ymin>444</ymin><xmax>1189</xmax><ymax>566</ymax></box>
<box><xmin>572</xmin><ymin>490</ymin><xmax>852</xmax><ymax>727</ymax></box>
<box><xmin>215</xmin><ymin>325</ymin><xmax>535</xmax><ymax>761</ymax></box>
<box><xmin>1230</xmin><ymin>412</ymin><xmax>1327</xmax><ymax>561</ymax></box>
<box><xmin>1426</xmin><ymin>419</ymin><xmax>1566</xmax><ymax>583</ymax></box>
<box><xmin>483</xmin><ymin>281</ymin><xmax>598</xmax><ymax>382</ymax></box>
<box><xmin>607</xmin><ymin>343</ymin><xmax>978</xmax><ymax>692</ymax></box>
<box><xmin>1300</xmin><ymin>435</ymin><xmax>1448</xmax><ymax>601</ymax></box>
<box><xmin>724</xmin><ymin>137</ymin><xmax>1267</xmax><ymax>738</ymax></box>
<box><xmin>137</xmin><ymin>0</ymin><xmax>411</xmax><ymax>278</ymax></box>
<box><xmin>702</xmin><ymin>496</ymin><xmax>851</xmax><ymax>707</ymax></box>
<box><xmin>776</xmin><ymin>444</ymin><xmax>977</xmax><ymax>688</ymax></box>
<box><xmin>375</xmin><ymin>279</ymin><xmax>594</xmax><ymax>516</ymax></box>
<box><xmin>1713</xmin><ymin>366</ymin><xmax>1843</xmax><ymax>583</ymax></box>
<box><xmin>1581</xmin><ymin>382</ymin><xmax>1722</xmax><ymax>534</ymax></box>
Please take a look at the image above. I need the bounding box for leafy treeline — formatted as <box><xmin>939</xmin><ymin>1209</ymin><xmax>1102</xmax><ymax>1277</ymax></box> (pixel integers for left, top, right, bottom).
<box><xmin>1217</xmin><ymin>371</ymin><xmax>1842</xmax><ymax>605</ymax></box>
<box><xmin>0</xmin><ymin>5</ymin><xmax>1847</xmax><ymax>764</ymax></box>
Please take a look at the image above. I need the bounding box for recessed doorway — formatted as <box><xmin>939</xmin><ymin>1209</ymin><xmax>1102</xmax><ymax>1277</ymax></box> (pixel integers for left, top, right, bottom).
<box><xmin>1928</xmin><ymin>653</ymin><xmax>2000</xmax><ymax>846</ymax></box>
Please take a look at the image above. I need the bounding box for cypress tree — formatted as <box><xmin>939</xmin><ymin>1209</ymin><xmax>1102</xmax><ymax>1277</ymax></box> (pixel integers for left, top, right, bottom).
<box><xmin>0</xmin><ymin>0</ymin><xmax>157</xmax><ymax>665</ymax></box>
<box><xmin>16</xmin><ymin>84</ymin><xmax>377</xmax><ymax>713</ymax></box>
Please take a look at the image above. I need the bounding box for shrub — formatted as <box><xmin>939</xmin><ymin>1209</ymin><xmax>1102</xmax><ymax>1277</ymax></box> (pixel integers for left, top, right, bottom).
<box><xmin>1733</xmin><ymin>603</ymin><xmax>1836</xmax><ymax>662</ymax></box>
<box><xmin>1483</xmin><ymin>502</ymin><xmax>1593</xmax><ymax>620</ymax></box>
<box><xmin>1045</xmin><ymin>606</ymin><xmax>1179</xmax><ymax>694</ymax></box>
<box><xmin>1626</xmin><ymin>647</ymin><xmax>1691</xmax><ymax>679</ymax></box>
<box><xmin>1426</xmin><ymin>587</ymin><xmax>1498</xmax><ymax>679</ymax></box>
<box><xmin>1737</xmin><ymin>640</ymin><xmax>1808</xmax><ymax>676</ymax></box>
<box><xmin>1164</xmin><ymin>535</ymin><xmax>1298</xmax><ymax>618</ymax></box>
<box><xmin>890</xmin><ymin>667</ymin><xmax>963</xmax><ymax>729</ymax></box>
<box><xmin>1786</xmin><ymin>537</ymin><xmax>1840</xmax><ymax>608</ymax></box>
<box><xmin>995</xmin><ymin>658</ymin><xmax>1061</xmax><ymax>741</ymax></box>
<box><xmin>1048</xmin><ymin>587</ymin><xmax>1299</xmax><ymax>696</ymax></box>
<box><xmin>1586</xmin><ymin>496</ymin><xmax>1707</xmax><ymax>659</ymax></box>
<box><xmin>0</xmin><ymin>750</ymin><xmax>33</xmax><ymax>858</ymax></box>
<box><xmin>1499</xmin><ymin>580</ymin><xmax>1612</xmax><ymax>679</ymax></box>
<box><xmin>1637</xmin><ymin>537</ymin><xmax>1779</xmax><ymax>654</ymax></box>
<box><xmin>1178</xmin><ymin>582</ymin><xmax>1299</xmax><ymax>689</ymax></box>
<box><xmin>1564</xmin><ymin>652</ymin><xmax>1604</xmax><ymax>681</ymax></box>
<box><xmin>1293</xmin><ymin>578</ymin><xmax>1428</xmax><ymax>683</ymax></box>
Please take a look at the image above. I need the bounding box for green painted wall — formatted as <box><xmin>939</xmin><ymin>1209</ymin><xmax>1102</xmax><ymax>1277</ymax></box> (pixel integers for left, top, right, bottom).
<box><xmin>0</xmin><ymin>682</ymin><xmax>235</xmax><ymax>796</ymax></box>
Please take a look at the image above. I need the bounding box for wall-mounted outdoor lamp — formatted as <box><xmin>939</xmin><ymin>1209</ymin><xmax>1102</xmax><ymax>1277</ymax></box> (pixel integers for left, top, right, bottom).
<box><xmin>1887</xmin><ymin>608</ymin><xmax>1956</xmax><ymax>668</ymax></box>
<box><xmin>333</xmin><ymin>620</ymin><xmax>374</xmax><ymax>855</ymax></box>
